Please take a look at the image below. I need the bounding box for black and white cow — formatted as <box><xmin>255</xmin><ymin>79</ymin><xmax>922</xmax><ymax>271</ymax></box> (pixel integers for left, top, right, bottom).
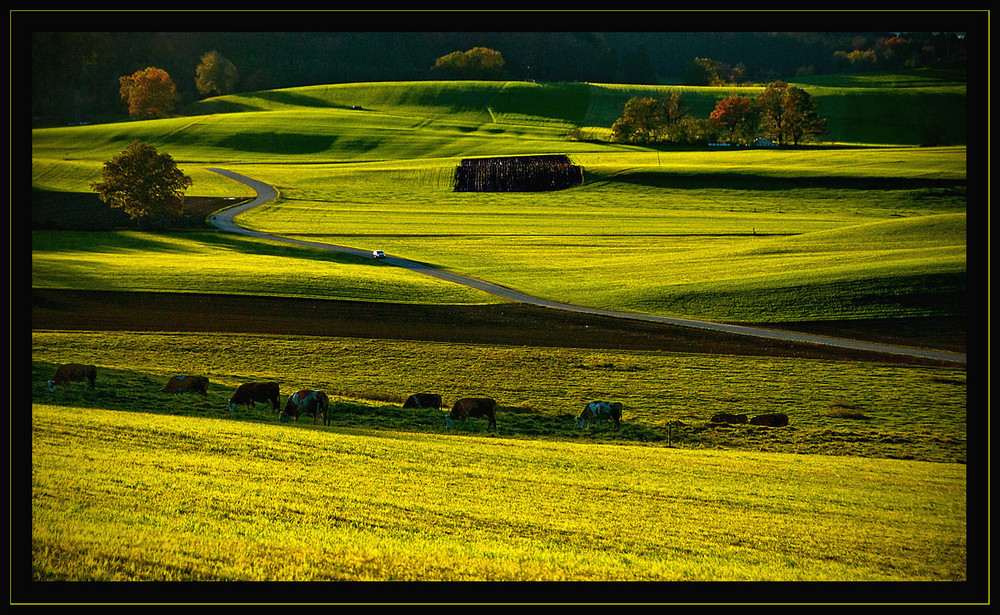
<box><xmin>280</xmin><ymin>389</ymin><xmax>330</xmax><ymax>424</ymax></box>
<box><xmin>576</xmin><ymin>401</ymin><xmax>623</xmax><ymax>429</ymax></box>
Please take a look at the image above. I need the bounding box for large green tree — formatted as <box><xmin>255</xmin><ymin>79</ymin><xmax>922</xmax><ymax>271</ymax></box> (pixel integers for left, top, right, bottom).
<box><xmin>683</xmin><ymin>57</ymin><xmax>724</xmax><ymax>86</ymax></box>
<box><xmin>782</xmin><ymin>86</ymin><xmax>827</xmax><ymax>145</ymax></box>
<box><xmin>611</xmin><ymin>93</ymin><xmax>687</xmax><ymax>143</ymax></box>
<box><xmin>90</xmin><ymin>141</ymin><xmax>193</xmax><ymax>228</ymax></box>
<box><xmin>195</xmin><ymin>50</ymin><xmax>239</xmax><ymax>96</ymax></box>
<box><xmin>430</xmin><ymin>47</ymin><xmax>505</xmax><ymax>80</ymax></box>
<box><xmin>757</xmin><ymin>81</ymin><xmax>827</xmax><ymax>145</ymax></box>
<box><xmin>118</xmin><ymin>66</ymin><xmax>178</xmax><ymax>118</ymax></box>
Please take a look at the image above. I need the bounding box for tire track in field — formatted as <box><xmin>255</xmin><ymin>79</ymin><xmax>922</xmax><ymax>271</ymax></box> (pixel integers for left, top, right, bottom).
<box><xmin>206</xmin><ymin>168</ymin><xmax>967</xmax><ymax>365</ymax></box>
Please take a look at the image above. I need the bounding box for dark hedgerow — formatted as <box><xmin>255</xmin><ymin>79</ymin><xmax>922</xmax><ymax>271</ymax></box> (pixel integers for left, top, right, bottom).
<box><xmin>453</xmin><ymin>155</ymin><xmax>583</xmax><ymax>192</ymax></box>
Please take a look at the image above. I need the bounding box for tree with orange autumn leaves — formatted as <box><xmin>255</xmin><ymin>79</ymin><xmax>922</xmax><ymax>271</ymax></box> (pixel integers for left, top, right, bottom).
<box><xmin>709</xmin><ymin>95</ymin><xmax>758</xmax><ymax>145</ymax></box>
<box><xmin>119</xmin><ymin>66</ymin><xmax>178</xmax><ymax>118</ymax></box>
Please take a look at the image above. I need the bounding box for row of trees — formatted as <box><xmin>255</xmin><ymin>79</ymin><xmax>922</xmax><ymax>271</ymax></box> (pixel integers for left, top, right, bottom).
<box><xmin>832</xmin><ymin>34</ymin><xmax>966</xmax><ymax>73</ymax></box>
<box><xmin>118</xmin><ymin>46</ymin><xmax>504</xmax><ymax>119</ymax></box>
<box><xmin>610</xmin><ymin>81</ymin><xmax>826</xmax><ymax>147</ymax></box>
<box><xmin>118</xmin><ymin>51</ymin><xmax>238</xmax><ymax>118</ymax></box>
<box><xmin>32</xmin><ymin>30</ymin><xmax>970</xmax><ymax>125</ymax></box>
<box><xmin>683</xmin><ymin>57</ymin><xmax>748</xmax><ymax>86</ymax></box>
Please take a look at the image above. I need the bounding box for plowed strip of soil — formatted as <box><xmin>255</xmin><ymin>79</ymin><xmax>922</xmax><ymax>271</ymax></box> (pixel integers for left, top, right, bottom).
<box><xmin>31</xmin><ymin>288</ymin><xmax>962</xmax><ymax>366</ymax></box>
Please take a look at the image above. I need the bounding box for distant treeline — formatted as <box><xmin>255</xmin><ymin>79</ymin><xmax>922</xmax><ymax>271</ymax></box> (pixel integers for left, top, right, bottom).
<box><xmin>31</xmin><ymin>31</ymin><xmax>969</xmax><ymax>125</ymax></box>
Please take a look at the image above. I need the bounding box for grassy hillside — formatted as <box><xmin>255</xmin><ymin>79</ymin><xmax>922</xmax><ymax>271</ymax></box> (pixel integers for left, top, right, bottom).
<box><xmin>31</xmin><ymin>77</ymin><xmax>967</xmax><ymax>322</ymax></box>
<box><xmin>28</xmin><ymin>74</ymin><xmax>972</xmax><ymax>588</ymax></box>
<box><xmin>32</xmin><ymin>402</ymin><xmax>966</xmax><ymax>582</ymax></box>
<box><xmin>30</xmin><ymin>230</ymin><xmax>499</xmax><ymax>305</ymax></box>
<box><xmin>185</xmin><ymin>73</ymin><xmax>967</xmax><ymax>146</ymax></box>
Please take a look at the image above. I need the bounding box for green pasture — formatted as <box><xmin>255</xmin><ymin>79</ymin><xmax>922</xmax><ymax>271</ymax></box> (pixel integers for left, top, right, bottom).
<box><xmin>32</xmin><ymin>99</ymin><xmax>968</xmax><ymax>322</ymax></box>
<box><xmin>31</xmin><ymin>330</ymin><xmax>967</xmax><ymax>464</ymax></box>
<box><xmin>31</xmin><ymin>400</ymin><xmax>967</xmax><ymax>582</ymax></box>
<box><xmin>28</xmin><ymin>72</ymin><xmax>972</xmax><ymax>588</ymax></box>
<box><xmin>30</xmin><ymin>230</ymin><xmax>499</xmax><ymax>305</ymax></box>
<box><xmin>32</xmin><ymin>78</ymin><xmax>967</xmax><ymax>324</ymax></box>
<box><xmin>224</xmin><ymin>146</ymin><xmax>965</xmax><ymax>321</ymax></box>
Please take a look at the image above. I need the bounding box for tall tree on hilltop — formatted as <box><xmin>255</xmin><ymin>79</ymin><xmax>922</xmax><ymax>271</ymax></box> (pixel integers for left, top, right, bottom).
<box><xmin>90</xmin><ymin>140</ymin><xmax>193</xmax><ymax>229</ymax></box>
<box><xmin>195</xmin><ymin>50</ymin><xmax>239</xmax><ymax>97</ymax></box>
<box><xmin>430</xmin><ymin>47</ymin><xmax>505</xmax><ymax>80</ymax></box>
<box><xmin>119</xmin><ymin>66</ymin><xmax>178</xmax><ymax>118</ymax></box>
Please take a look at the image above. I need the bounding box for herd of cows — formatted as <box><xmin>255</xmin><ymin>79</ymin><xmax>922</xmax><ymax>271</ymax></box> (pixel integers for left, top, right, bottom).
<box><xmin>41</xmin><ymin>363</ymin><xmax>625</xmax><ymax>431</ymax></box>
<box><xmin>43</xmin><ymin>363</ymin><xmax>789</xmax><ymax>431</ymax></box>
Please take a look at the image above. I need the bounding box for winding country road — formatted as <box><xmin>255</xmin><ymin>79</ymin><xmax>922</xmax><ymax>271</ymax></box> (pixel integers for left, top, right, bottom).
<box><xmin>207</xmin><ymin>168</ymin><xmax>967</xmax><ymax>365</ymax></box>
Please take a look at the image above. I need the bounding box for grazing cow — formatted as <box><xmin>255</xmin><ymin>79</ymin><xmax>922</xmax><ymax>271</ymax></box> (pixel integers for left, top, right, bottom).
<box><xmin>446</xmin><ymin>397</ymin><xmax>497</xmax><ymax>430</ymax></box>
<box><xmin>710</xmin><ymin>412</ymin><xmax>748</xmax><ymax>425</ymax></box>
<box><xmin>750</xmin><ymin>412</ymin><xmax>789</xmax><ymax>427</ymax></box>
<box><xmin>280</xmin><ymin>389</ymin><xmax>330</xmax><ymax>425</ymax></box>
<box><xmin>163</xmin><ymin>375</ymin><xmax>209</xmax><ymax>396</ymax></box>
<box><xmin>47</xmin><ymin>363</ymin><xmax>97</xmax><ymax>392</ymax></box>
<box><xmin>403</xmin><ymin>393</ymin><xmax>442</xmax><ymax>410</ymax></box>
<box><xmin>228</xmin><ymin>382</ymin><xmax>281</xmax><ymax>412</ymax></box>
<box><xmin>576</xmin><ymin>401</ymin><xmax>623</xmax><ymax>429</ymax></box>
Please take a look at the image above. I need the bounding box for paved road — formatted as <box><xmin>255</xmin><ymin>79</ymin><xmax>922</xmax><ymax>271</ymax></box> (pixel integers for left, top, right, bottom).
<box><xmin>207</xmin><ymin>168</ymin><xmax>967</xmax><ymax>365</ymax></box>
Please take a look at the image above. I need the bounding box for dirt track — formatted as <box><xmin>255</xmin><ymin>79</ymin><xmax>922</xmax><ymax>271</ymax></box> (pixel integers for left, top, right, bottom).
<box><xmin>31</xmin><ymin>288</ymin><xmax>964</xmax><ymax>366</ymax></box>
<box><xmin>31</xmin><ymin>174</ymin><xmax>967</xmax><ymax>367</ymax></box>
<box><xmin>205</xmin><ymin>169</ymin><xmax>967</xmax><ymax>365</ymax></box>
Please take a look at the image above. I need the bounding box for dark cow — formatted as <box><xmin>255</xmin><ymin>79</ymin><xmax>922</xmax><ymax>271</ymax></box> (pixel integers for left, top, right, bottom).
<box><xmin>163</xmin><ymin>375</ymin><xmax>209</xmax><ymax>396</ymax></box>
<box><xmin>403</xmin><ymin>393</ymin><xmax>442</xmax><ymax>410</ymax></box>
<box><xmin>228</xmin><ymin>382</ymin><xmax>281</xmax><ymax>412</ymax></box>
<box><xmin>576</xmin><ymin>401</ymin><xmax>623</xmax><ymax>429</ymax></box>
<box><xmin>447</xmin><ymin>397</ymin><xmax>497</xmax><ymax>430</ymax></box>
<box><xmin>710</xmin><ymin>412</ymin><xmax>748</xmax><ymax>425</ymax></box>
<box><xmin>280</xmin><ymin>389</ymin><xmax>330</xmax><ymax>424</ymax></box>
<box><xmin>47</xmin><ymin>363</ymin><xmax>97</xmax><ymax>392</ymax></box>
<box><xmin>750</xmin><ymin>412</ymin><xmax>789</xmax><ymax>427</ymax></box>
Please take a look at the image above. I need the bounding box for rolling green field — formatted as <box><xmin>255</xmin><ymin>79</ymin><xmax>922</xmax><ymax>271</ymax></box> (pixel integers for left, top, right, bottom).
<box><xmin>31</xmin><ymin>78</ymin><xmax>967</xmax><ymax>322</ymax></box>
<box><xmin>29</xmin><ymin>74</ymin><xmax>971</xmax><ymax>589</ymax></box>
<box><xmin>30</xmin><ymin>230</ymin><xmax>499</xmax><ymax>305</ymax></box>
<box><xmin>32</xmin><ymin>403</ymin><xmax>966</xmax><ymax>582</ymax></box>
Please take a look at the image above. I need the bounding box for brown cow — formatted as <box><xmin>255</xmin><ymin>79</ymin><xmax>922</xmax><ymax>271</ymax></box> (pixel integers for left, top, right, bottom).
<box><xmin>403</xmin><ymin>393</ymin><xmax>442</xmax><ymax>410</ymax></box>
<box><xmin>280</xmin><ymin>389</ymin><xmax>330</xmax><ymax>425</ymax></box>
<box><xmin>750</xmin><ymin>412</ymin><xmax>789</xmax><ymax>427</ymax></box>
<box><xmin>710</xmin><ymin>412</ymin><xmax>748</xmax><ymax>425</ymax></box>
<box><xmin>229</xmin><ymin>382</ymin><xmax>281</xmax><ymax>412</ymax></box>
<box><xmin>163</xmin><ymin>375</ymin><xmax>209</xmax><ymax>396</ymax></box>
<box><xmin>447</xmin><ymin>397</ymin><xmax>497</xmax><ymax>430</ymax></box>
<box><xmin>47</xmin><ymin>363</ymin><xmax>97</xmax><ymax>392</ymax></box>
